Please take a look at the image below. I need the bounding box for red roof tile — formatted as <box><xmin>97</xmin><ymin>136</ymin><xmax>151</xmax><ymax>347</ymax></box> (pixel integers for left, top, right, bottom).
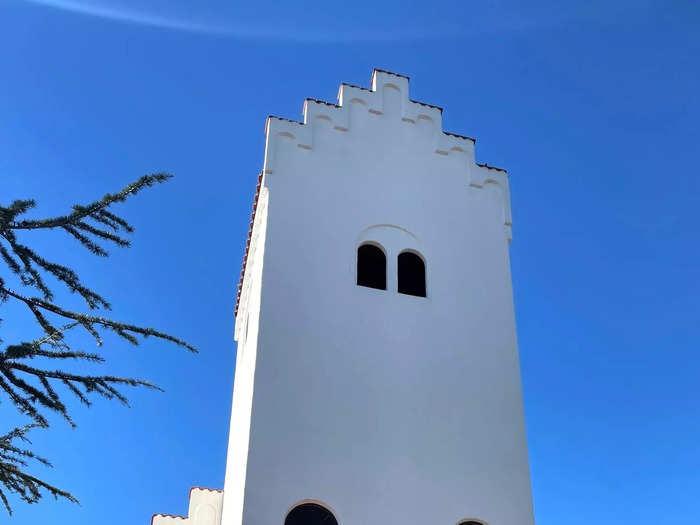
<box><xmin>235</xmin><ymin>173</ymin><xmax>263</xmax><ymax>317</ymax></box>
<box><xmin>476</xmin><ymin>162</ymin><xmax>507</xmax><ymax>173</ymax></box>
<box><xmin>151</xmin><ymin>513</ymin><xmax>186</xmax><ymax>524</ymax></box>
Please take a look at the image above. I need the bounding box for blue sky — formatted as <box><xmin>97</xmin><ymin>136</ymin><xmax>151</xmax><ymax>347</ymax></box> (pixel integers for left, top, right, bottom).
<box><xmin>1</xmin><ymin>0</ymin><xmax>699</xmax><ymax>523</ymax></box>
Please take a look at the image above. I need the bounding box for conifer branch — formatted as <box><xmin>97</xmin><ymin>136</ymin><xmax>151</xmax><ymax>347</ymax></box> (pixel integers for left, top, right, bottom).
<box><xmin>4</xmin><ymin>174</ymin><xmax>171</xmax><ymax>231</ymax></box>
<box><xmin>0</xmin><ymin>425</ymin><xmax>78</xmax><ymax>515</ymax></box>
<box><xmin>96</xmin><ymin>209</ymin><xmax>134</xmax><ymax>232</ymax></box>
<box><xmin>60</xmin><ymin>226</ymin><xmax>109</xmax><ymax>257</ymax></box>
<box><xmin>0</xmin><ymin>173</ymin><xmax>196</xmax><ymax>513</ymax></box>
<box><xmin>0</xmin><ymin>286</ymin><xmax>196</xmax><ymax>351</ymax></box>
<box><xmin>74</xmin><ymin>220</ymin><xmax>130</xmax><ymax>247</ymax></box>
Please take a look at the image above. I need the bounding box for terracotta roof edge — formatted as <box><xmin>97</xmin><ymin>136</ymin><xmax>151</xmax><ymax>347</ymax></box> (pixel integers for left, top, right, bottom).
<box><xmin>304</xmin><ymin>97</ymin><xmax>341</xmax><ymax>108</ymax></box>
<box><xmin>410</xmin><ymin>99</ymin><xmax>443</xmax><ymax>113</ymax></box>
<box><xmin>444</xmin><ymin>131</ymin><xmax>476</xmax><ymax>143</ymax></box>
<box><xmin>267</xmin><ymin>115</ymin><xmax>304</xmax><ymax>126</ymax></box>
<box><xmin>235</xmin><ymin>172</ymin><xmax>264</xmax><ymax>317</ymax></box>
<box><xmin>189</xmin><ymin>486</ymin><xmax>224</xmax><ymax>496</ymax></box>
<box><xmin>151</xmin><ymin>513</ymin><xmax>187</xmax><ymax>524</ymax></box>
<box><xmin>340</xmin><ymin>82</ymin><xmax>372</xmax><ymax>92</ymax></box>
<box><xmin>476</xmin><ymin>162</ymin><xmax>507</xmax><ymax>173</ymax></box>
<box><xmin>372</xmin><ymin>68</ymin><xmax>411</xmax><ymax>81</ymax></box>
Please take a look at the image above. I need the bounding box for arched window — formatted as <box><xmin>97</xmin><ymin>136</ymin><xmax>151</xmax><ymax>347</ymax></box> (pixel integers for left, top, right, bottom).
<box><xmin>357</xmin><ymin>243</ymin><xmax>386</xmax><ymax>290</ymax></box>
<box><xmin>285</xmin><ymin>502</ymin><xmax>338</xmax><ymax>525</ymax></box>
<box><xmin>398</xmin><ymin>251</ymin><xmax>426</xmax><ymax>297</ymax></box>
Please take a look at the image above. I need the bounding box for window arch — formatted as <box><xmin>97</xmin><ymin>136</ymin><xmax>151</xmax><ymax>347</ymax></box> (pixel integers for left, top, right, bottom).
<box><xmin>398</xmin><ymin>251</ymin><xmax>426</xmax><ymax>297</ymax></box>
<box><xmin>285</xmin><ymin>502</ymin><xmax>338</xmax><ymax>525</ymax></box>
<box><xmin>357</xmin><ymin>243</ymin><xmax>386</xmax><ymax>290</ymax></box>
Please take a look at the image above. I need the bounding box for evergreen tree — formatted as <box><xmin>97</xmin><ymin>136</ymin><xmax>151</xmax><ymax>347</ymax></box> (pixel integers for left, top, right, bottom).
<box><xmin>0</xmin><ymin>174</ymin><xmax>196</xmax><ymax>514</ymax></box>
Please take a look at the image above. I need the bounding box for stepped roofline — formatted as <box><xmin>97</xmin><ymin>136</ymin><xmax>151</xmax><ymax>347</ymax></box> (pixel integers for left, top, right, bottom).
<box><xmin>235</xmin><ymin>69</ymin><xmax>510</xmax><ymax>316</ymax></box>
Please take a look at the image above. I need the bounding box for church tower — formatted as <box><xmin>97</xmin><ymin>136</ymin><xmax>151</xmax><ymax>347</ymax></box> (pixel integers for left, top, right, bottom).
<box><xmin>154</xmin><ymin>69</ymin><xmax>535</xmax><ymax>525</ymax></box>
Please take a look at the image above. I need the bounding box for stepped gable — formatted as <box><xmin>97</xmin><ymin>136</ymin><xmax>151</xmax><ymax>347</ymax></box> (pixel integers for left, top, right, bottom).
<box><xmin>235</xmin><ymin>68</ymin><xmax>511</xmax><ymax>317</ymax></box>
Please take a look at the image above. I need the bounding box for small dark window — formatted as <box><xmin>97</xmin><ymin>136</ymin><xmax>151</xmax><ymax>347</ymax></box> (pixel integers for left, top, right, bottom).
<box><xmin>357</xmin><ymin>244</ymin><xmax>386</xmax><ymax>290</ymax></box>
<box><xmin>285</xmin><ymin>503</ymin><xmax>338</xmax><ymax>525</ymax></box>
<box><xmin>398</xmin><ymin>251</ymin><xmax>426</xmax><ymax>297</ymax></box>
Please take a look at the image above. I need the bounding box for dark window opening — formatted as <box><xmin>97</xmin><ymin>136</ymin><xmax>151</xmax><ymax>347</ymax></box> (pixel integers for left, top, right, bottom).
<box><xmin>285</xmin><ymin>503</ymin><xmax>338</xmax><ymax>525</ymax></box>
<box><xmin>357</xmin><ymin>244</ymin><xmax>386</xmax><ymax>290</ymax></box>
<box><xmin>398</xmin><ymin>251</ymin><xmax>426</xmax><ymax>297</ymax></box>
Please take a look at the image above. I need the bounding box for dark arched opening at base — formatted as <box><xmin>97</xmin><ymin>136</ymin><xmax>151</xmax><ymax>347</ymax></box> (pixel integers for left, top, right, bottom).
<box><xmin>285</xmin><ymin>503</ymin><xmax>338</xmax><ymax>525</ymax></box>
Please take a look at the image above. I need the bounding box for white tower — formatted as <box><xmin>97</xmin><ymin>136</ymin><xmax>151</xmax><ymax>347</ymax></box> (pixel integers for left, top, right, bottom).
<box><xmin>223</xmin><ymin>68</ymin><xmax>534</xmax><ymax>525</ymax></box>
<box><xmin>154</xmin><ymin>69</ymin><xmax>535</xmax><ymax>525</ymax></box>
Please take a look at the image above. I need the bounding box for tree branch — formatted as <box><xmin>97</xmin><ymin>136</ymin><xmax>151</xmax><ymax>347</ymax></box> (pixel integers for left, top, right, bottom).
<box><xmin>5</xmin><ymin>174</ymin><xmax>171</xmax><ymax>231</ymax></box>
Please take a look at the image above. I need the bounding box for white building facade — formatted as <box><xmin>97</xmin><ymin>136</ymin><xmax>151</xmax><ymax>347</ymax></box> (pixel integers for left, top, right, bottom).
<box><xmin>153</xmin><ymin>69</ymin><xmax>535</xmax><ymax>525</ymax></box>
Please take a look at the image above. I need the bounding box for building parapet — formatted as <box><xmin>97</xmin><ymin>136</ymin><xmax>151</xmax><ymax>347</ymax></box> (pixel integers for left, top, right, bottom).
<box><xmin>152</xmin><ymin>487</ymin><xmax>223</xmax><ymax>525</ymax></box>
<box><xmin>236</xmin><ymin>69</ymin><xmax>513</xmax><ymax>319</ymax></box>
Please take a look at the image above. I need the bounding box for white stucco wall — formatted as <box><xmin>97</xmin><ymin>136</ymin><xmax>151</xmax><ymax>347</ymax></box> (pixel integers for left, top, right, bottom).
<box><xmin>222</xmin><ymin>185</ymin><xmax>270</xmax><ymax>525</ymax></box>
<box><xmin>153</xmin><ymin>488</ymin><xmax>223</xmax><ymax>525</ymax></box>
<box><xmin>223</xmin><ymin>70</ymin><xmax>534</xmax><ymax>525</ymax></box>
